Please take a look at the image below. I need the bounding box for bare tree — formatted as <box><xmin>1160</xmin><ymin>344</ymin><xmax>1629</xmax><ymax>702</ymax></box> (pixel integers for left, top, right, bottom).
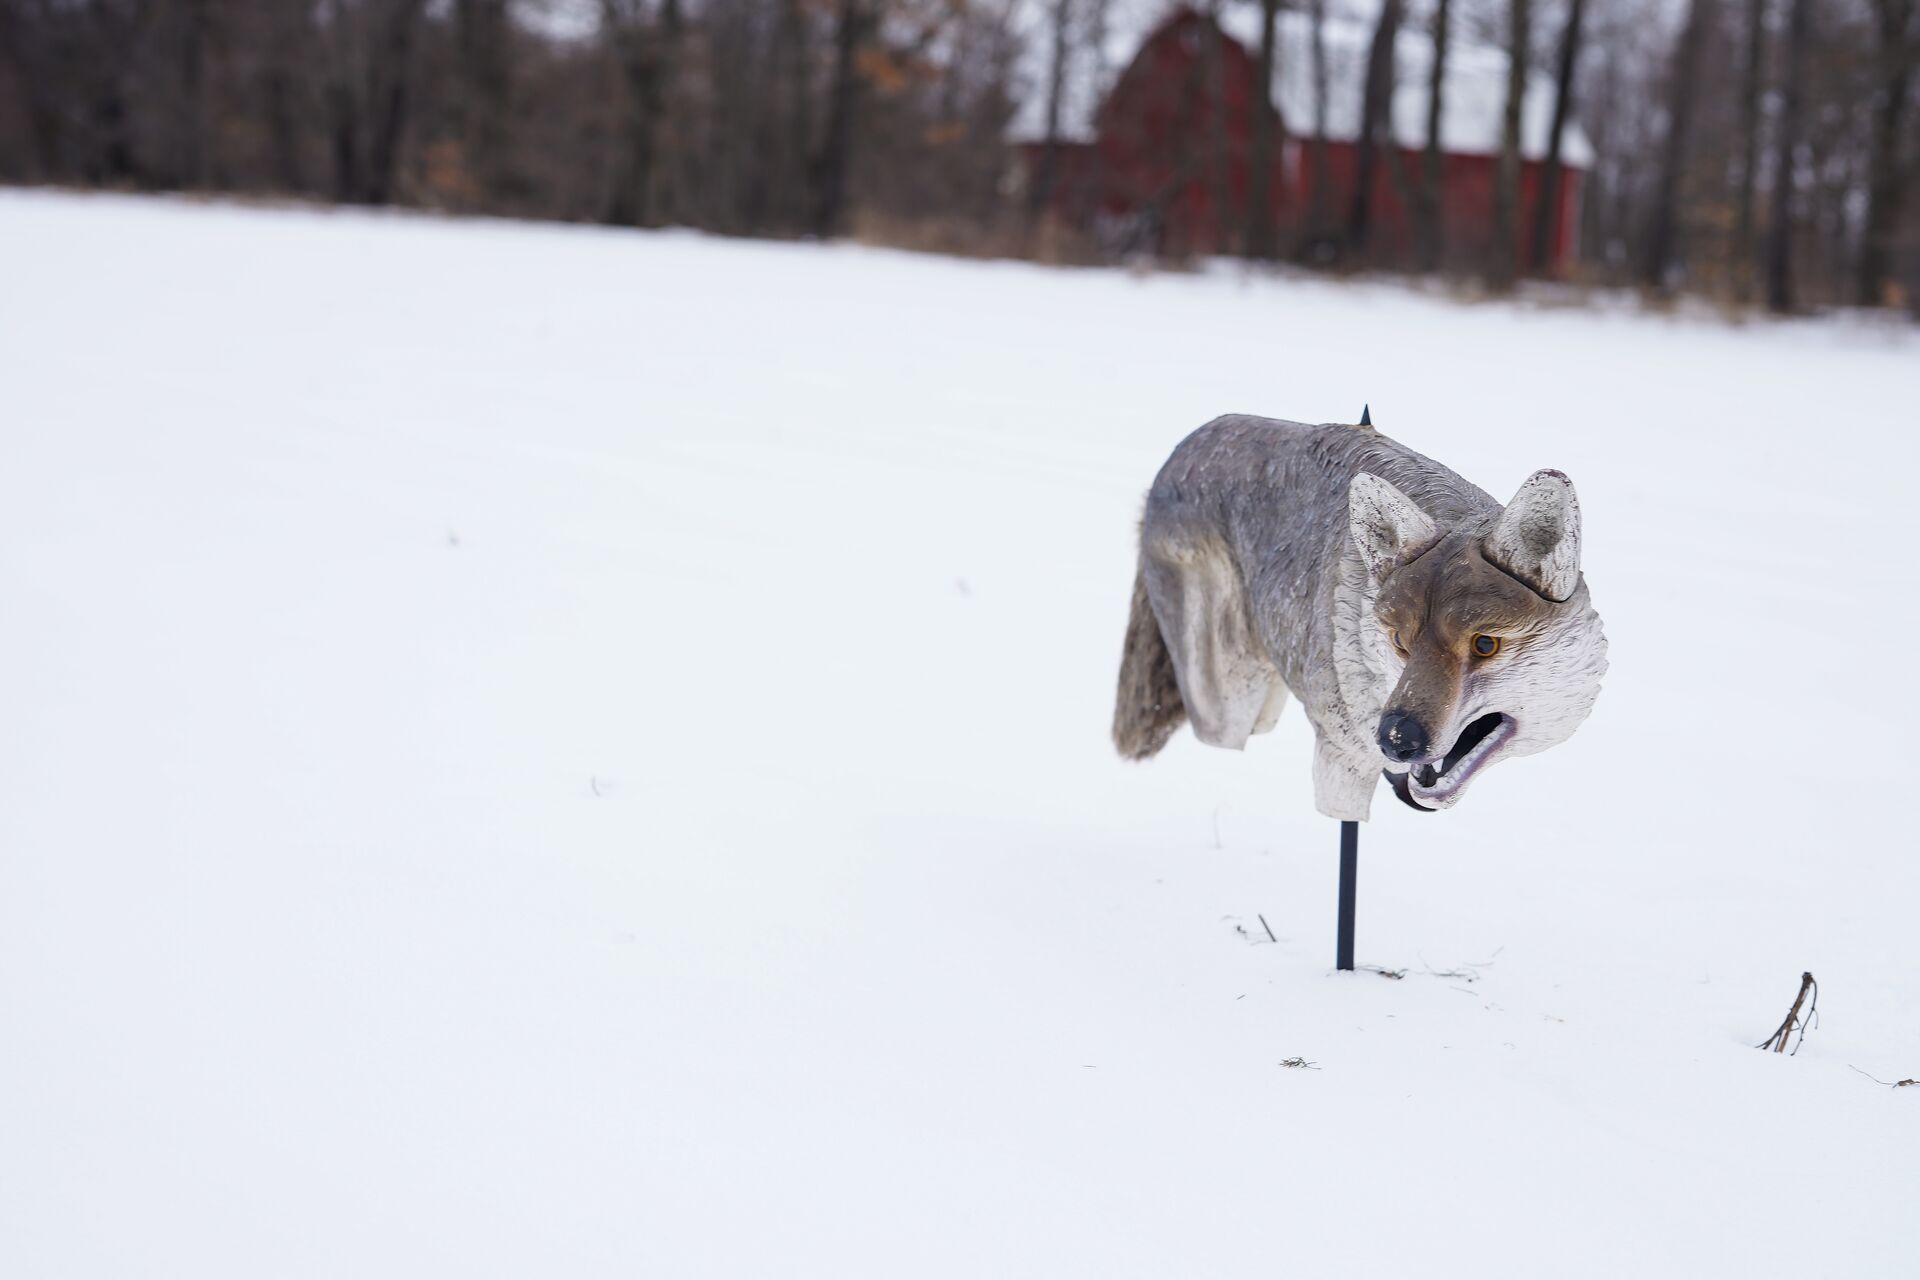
<box><xmin>1031</xmin><ymin>0</ymin><xmax>1074</xmax><ymax>220</ymax></box>
<box><xmin>1733</xmin><ymin>0</ymin><xmax>1768</xmax><ymax>294</ymax></box>
<box><xmin>1642</xmin><ymin>0</ymin><xmax>1711</xmax><ymax>289</ymax></box>
<box><xmin>771</xmin><ymin>0</ymin><xmax>815</xmax><ymax>231</ymax></box>
<box><xmin>1347</xmin><ymin>0</ymin><xmax>1405</xmax><ymax>256</ymax></box>
<box><xmin>1766</xmin><ymin>0</ymin><xmax>1811</xmax><ymax>310</ymax></box>
<box><xmin>0</xmin><ymin>0</ymin><xmax>70</xmax><ymax>180</ymax></box>
<box><xmin>811</xmin><ymin>0</ymin><xmax>867</xmax><ymax>235</ymax></box>
<box><xmin>1490</xmin><ymin>0</ymin><xmax>1529</xmax><ymax>288</ymax></box>
<box><xmin>1529</xmin><ymin>0</ymin><xmax>1585</xmax><ymax>274</ymax></box>
<box><xmin>1245</xmin><ymin>0</ymin><xmax>1283</xmax><ymax>258</ymax></box>
<box><xmin>1417</xmin><ymin>0</ymin><xmax>1453</xmax><ymax>271</ymax></box>
<box><xmin>454</xmin><ymin>0</ymin><xmax>512</xmax><ymax>202</ymax></box>
<box><xmin>604</xmin><ymin>0</ymin><xmax>685</xmax><ymax>226</ymax></box>
<box><xmin>1203</xmin><ymin>0</ymin><xmax>1231</xmax><ymax>240</ymax></box>
<box><xmin>78</xmin><ymin>0</ymin><xmax>144</xmax><ymax>185</ymax></box>
<box><xmin>1856</xmin><ymin>0</ymin><xmax>1916</xmax><ymax>304</ymax></box>
<box><xmin>260</xmin><ymin>2</ymin><xmax>314</xmax><ymax>192</ymax></box>
<box><xmin>1306</xmin><ymin>0</ymin><xmax>1333</xmax><ymax>247</ymax></box>
<box><xmin>154</xmin><ymin>0</ymin><xmax>214</xmax><ymax>188</ymax></box>
<box><xmin>364</xmin><ymin>0</ymin><xmax>427</xmax><ymax>204</ymax></box>
<box><xmin>321</xmin><ymin>0</ymin><xmax>429</xmax><ymax>205</ymax></box>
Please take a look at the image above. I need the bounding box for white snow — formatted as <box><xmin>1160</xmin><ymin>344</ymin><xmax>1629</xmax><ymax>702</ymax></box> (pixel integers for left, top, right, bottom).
<box><xmin>1</xmin><ymin>191</ymin><xmax>1915</xmax><ymax>1277</ymax></box>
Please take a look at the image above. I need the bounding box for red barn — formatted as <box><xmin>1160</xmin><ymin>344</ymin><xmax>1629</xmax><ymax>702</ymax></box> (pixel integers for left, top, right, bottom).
<box><xmin>1017</xmin><ymin>6</ymin><xmax>1592</xmax><ymax>271</ymax></box>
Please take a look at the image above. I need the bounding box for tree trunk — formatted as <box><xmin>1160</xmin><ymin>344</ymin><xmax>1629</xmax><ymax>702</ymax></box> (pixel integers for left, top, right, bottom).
<box><xmin>1246</xmin><ymin>0</ymin><xmax>1281</xmax><ymax>258</ymax></box>
<box><xmin>0</xmin><ymin>0</ymin><xmax>67</xmax><ymax>180</ymax></box>
<box><xmin>1641</xmin><ymin>0</ymin><xmax>1709</xmax><ymax>290</ymax></box>
<box><xmin>1203</xmin><ymin>0</ymin><xmax>1231</xmax><ymax>247</ymax></box>
<box><xmin>651</xmin><ymin>0</ymin><xmax>684</xmax><ymax>221</ymax></box>
<box><xmin>1528</xmin><ymin>0</ymin><xmax>1583</xmax><ymax>275</ymax></box>
<box><xmin>811</xmin><ymin>0</ymin><xmax>864</xmax><ymax>236</ymax></box>
<box><xmin>1031</xmin><ymin>0</ymin><xmax>1072</xmax><ymax>221</ymax></box>
<box><xmin>1306</xmin><ymin>0</ymin><xmax>1332</xmax><ymax>246</ymax></box>
<box><xmin>1082</xmin><ymin>0</ymin><xmax>1114</xmax><ymax>233</ymax></box>
<box><xmin>606</xmin><ymin>0</ymin><xmax>684</xmax><ymax>227</ymax></box>
<box><xmin>1489</xmin><ymin>0</ymin><xmax>1529</xmax><ymax>289</ymax></box>
<box><xmin>328</xmin><ymin>76</ymin><xmax>359</xmax><ymax>202</ymax></box>
<box><xmin>1766</xmin><ymin>0</ymin><xmax>1811</xmax><ymax>311</ymax></box>
<box><xmin>1857</xmin><ymin>0</ymin><xmax>1916</xmax><ymax>306</ymax></box>
<box><xmin>262</xmin><ymin>3</ymin><xmax>307</xmax><ymax>193</ymax></box>
<box><xmin>1417</xmin><ymin>0</ymin><xmax>1452</xmax><ymax>271</ymax></box>
<box><xmin>455</xmin><ymin>0</ymin><xmax>512</xmax><ymax>201</ymax></box>
<box><xmin>362</xmin><ymin>0</ymin><xmax>426</xmax><ymax>205</ymax></box>
<box><xmin>176</xmin><ymin>0</ymin><xmax>212</xmax><ymax>188</ymax></box>
<box><xmin>1346</xmin><ymin>0</ymin><xmax>1404</xmax><ymax>256</ymax></box>
<box><xmin>1733</xmin><ymin>0</ymin><xmax>1767</xmax><ymax>296</ymax></box>
<box><xmin>735</xmin><ymin>0</ymin><xmax>811</xmax><ymax>232</ymax></box>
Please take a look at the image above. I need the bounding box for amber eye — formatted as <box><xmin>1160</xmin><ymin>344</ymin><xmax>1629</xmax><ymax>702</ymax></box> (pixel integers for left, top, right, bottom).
<box><xmin>1471</xmin><ymin>633</ymin><xmax>1501</xmax><ymax>658</ymax></box>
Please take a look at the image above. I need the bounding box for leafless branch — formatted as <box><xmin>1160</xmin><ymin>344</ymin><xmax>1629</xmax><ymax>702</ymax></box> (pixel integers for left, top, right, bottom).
<box><xmin>1756</xmin><ymin>971</ymin><xmax>1818</xmax><ymax>1055</ymax></box>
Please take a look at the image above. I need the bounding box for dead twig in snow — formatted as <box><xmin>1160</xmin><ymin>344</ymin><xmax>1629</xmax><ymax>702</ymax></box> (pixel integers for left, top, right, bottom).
<box><xmin>1362</xmin><ymin>965</ymin><xmax>1406</xmax><ymax>980</ymax></box>
<box><xmin>1232</xmin><ymin>915</ymin><xmax>1279</xmax><ymax>945</ymax></box>
<box><xmin>1279</xmin><ymin>1057</ymin><xmax>1320</xmax><ymax>1070</ymax></box>
<box><xmin>1756</xmin><ymin>971</ymin><xmax>1818</xmax><ymax>1055</ymax></box>
<box><xmin>1848</xmin><ymin>1065</ymin><xmax>1918</xmax><ymax>1089</ymax></box>
<box><xmin>1420</xmin><ymin>948</ymin><xmax>1503</xmax><ymax>984</ymax></box>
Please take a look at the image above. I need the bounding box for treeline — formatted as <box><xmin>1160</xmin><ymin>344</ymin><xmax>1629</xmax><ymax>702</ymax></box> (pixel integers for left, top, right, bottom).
<box><xmin>0</xmin><ymin>0</ymin><xmax>1913</xmax><ymax>315</ymax></box>
<box><xmin>0</xmin><ymin>0</ymin><xmax>1023</xmax><ymax>242</ymax></box>
<box><xmin>1571</xmin><ymin>0</ymin><xmax>1917</xmax><ymax>310</ymax></box>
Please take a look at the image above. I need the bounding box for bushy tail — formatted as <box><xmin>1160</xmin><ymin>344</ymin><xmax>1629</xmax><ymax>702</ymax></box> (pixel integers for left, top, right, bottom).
<box><xmin>1113</xmin><ymin>562</ymin><xmax>1186</xmax><ymax>759</ymax></box>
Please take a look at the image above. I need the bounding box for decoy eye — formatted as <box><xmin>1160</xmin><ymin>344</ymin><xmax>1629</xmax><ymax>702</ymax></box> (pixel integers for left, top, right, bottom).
<box><xmin>1471</xmin><ymin>633</ymin><xmax>1500</xmax><ymax>658</ymax></box>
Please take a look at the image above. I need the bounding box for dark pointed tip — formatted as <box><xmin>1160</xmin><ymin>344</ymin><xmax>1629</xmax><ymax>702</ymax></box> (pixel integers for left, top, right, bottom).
<box><xmin>1360</xmin><ymin>403</ymin><xmax>1372</xmax><ymax>427</ymax></box>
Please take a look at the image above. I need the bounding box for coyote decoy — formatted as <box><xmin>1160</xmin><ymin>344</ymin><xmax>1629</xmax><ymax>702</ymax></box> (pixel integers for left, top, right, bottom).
<box><xmin>1114</xmin><ymin>411</ymin><xmax>1606</xmax><ymax>821</ymax></box>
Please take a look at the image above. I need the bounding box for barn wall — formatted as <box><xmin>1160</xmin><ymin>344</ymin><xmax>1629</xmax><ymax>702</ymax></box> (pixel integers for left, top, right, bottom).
<box><xmin>1029</xmin><ymin>11</ymin><xmax>1585</xmax><ymax>273</ymax></box>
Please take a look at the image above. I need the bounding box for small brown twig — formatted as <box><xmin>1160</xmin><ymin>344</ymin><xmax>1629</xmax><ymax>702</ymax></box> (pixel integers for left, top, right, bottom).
<box><xmin>1756</xmin><ymin>971</ymin><xmax>1818</xmax><ymax>1055</ymax></box>
<box><xmin>1279</xmin><ymin>1056</ymin><xmax>1320</xmax><ymax>1070</ymax></box>
<box><xmin>1259</xmin><ymin>914</ymin><xmax>1277</xmax><ymax>943</ymax></box>
<box><xmin>1848</xmin><ymin>1065</ymin><xmax>1918</xmax><ymax>1089</ymax></box>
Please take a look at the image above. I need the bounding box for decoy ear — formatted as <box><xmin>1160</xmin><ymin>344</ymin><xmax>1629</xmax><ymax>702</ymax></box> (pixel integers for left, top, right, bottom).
<box><xmin>1485</xmin><ymin>470</ymin><xmax>1582</xmax><ymax>602</ymax></box>
<box><xmin>1348</xmin><ymin>472</ymin><xmax>1439</xmax><ymax>583</ymax></box>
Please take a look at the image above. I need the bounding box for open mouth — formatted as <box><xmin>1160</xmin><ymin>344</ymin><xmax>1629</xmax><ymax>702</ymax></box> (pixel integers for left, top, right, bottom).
<box><xmin>1386</xmin><ymin>713</ymin><xmax>1517</xmax><ymax>811</ymax></box>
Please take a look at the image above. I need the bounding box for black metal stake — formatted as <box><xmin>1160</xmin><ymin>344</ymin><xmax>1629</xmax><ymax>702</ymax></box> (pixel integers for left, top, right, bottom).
<box><xmin>1338</xmin><ymin>403</ymin><xmax>1370</xmax><ymax>973</ymax></box>
<box><xmin>1336</xmin><ymin>820</ymin><xmax>1358</xmax><ymax>971</ymax></box>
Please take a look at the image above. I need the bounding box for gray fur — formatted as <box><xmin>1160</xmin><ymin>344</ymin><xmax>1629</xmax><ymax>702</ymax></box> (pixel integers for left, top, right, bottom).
<box><xmin>1113</xmin><ymin>560</ymin><xmax>1188</xmax><ymax>759</ymax></box>
<box><xmin>1113</xmin><ymin>414</ymin><xmax>1606</xmax><ymax>820</ymax></box>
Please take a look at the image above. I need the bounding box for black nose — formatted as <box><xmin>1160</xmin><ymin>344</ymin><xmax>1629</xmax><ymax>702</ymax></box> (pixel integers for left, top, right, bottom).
<box><xmin>1377</xmin><ymin>710</ymin><xmax>1430</xmax><ymax>762</ymax></box>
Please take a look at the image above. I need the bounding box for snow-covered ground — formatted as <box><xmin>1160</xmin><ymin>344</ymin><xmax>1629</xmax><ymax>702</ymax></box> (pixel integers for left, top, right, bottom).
<box><xmin>2</xmin><ymin>191</ymin><xmax>1916</xmax><ymax>1277</ymax></box>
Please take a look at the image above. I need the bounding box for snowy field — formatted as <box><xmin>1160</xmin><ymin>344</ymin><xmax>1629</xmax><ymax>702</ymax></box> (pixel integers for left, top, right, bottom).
<box><xmin>2</xmin><ymin>190</ymin><xmax>1917</xmax><ymax>1277</ymax></box>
